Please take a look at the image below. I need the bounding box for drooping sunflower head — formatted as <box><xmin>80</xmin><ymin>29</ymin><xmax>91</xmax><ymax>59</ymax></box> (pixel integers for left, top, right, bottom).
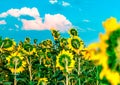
<box><xmin>24</xmin><ymin>37</ymin><xmax>31</xmax><ymax>44</ymax></box>
<box><xmin>0</xmin><ymin>38</ymin><xmax>16</xmax><ymax>51</ymax></box>
<box><xmin>22</xmin><ymin>43</ymin><xmax>36</xmax><ymax>55</ymax></box>
<box><xmin>69</xmin><ymin>28</ymin><xmax>78</xmax><ymax>37</ymax></box>
<box><xmin>36</xmin><ymin>50</ymin><xmax>45</xmax><ymax>58</ymax></box>
<box><xmin>42</xmin><ymin>40</ymin><xmax>53</xmax><ymax>48</ymax></box>
<box><xmin>68</xmin><ymin>36</ymin><xmax>84</xmax><ymax>54</ymax></box>
<box><xmin>6</xmin><ymin>52</ymin><xmax>26</xmax><ymax>73</ymax></box>
<box><xmin>50</xmin><ymin>28</ymin><xmax>60</xmax><ymax>40</ymax></box>
<box><xmin>102</xmin><ymin>17</ymin><xmax>120</xmax><ymax>34</ymax></box>
<box><xmin>56</xmin><ymin>50</ymin><xmax>75</xmax><ymax>72</ymax></box>
<box><xmin>60</xmin><ymin>38</ymin><xmax>68</xmax><ymax>48</ymax></box>
<box><xmin>93</xmin><ymin>17</ymin><xmax>120</xmax><ymax>85</ymax></box>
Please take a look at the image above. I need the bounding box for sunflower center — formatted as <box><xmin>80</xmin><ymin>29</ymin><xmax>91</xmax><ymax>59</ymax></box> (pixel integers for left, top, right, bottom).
<box><xmin>10</xmin><ymin>56</ymin><xmax>22</xmax><ymax>68</ymax></box>
<box><xmin>59</xmin><ymin>54</ymin><xmax>71</xmax><ymax>67</ymax></box>
<box><xmin>71</xmin><ymin>39</ymin><xmax>80</xmax><ymax>49</ymax></box>
<box><xmin>0</xmin><ymin>39</ymin><xmax>13</xmax><ymax>48</ymax></box>
<box><xmin>106</xmin><ymin>29</ymin><xmax>120</xmax><ymax>72</ymax></box>
<box><xmin>23</xmin><ymin>44</ymin><xmax>33</xmax><ymax>52</ymax></box>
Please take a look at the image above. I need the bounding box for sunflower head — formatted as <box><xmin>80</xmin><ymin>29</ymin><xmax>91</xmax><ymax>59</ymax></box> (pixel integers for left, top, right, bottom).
<box><xmin>24</xmin><ymin>37</ymin><xmax>31</xmax><ymax>44</ymax></box>
<box><xmin>69</xmin><ymin>28</ymin><xmax>78</xmax><ymax>37</ymax></box>
<box><xmin>0</xmin><ymin>38</ymin><xmax>16</xmax><ymax>51</ymax></box>
<box><xmin>68</xmin><ymin>36</ymin><xmax>84</xmax><ymax>53</ymax></box>
<box><xmin>60</xmin><ymin>38</ymin><xmax>68</xmax><ymax>48</ymax></box>
<box><xmin>6</xmin><ymin>52</ymin><xmax>26</xmax><ymax>73</ymax></box>
<box><xmin>91</xmin><ymin>17</ymin><xmax>120</xmax><ymax>85</ymax></box>
<box><xmin>51</xmin><ymin>28</ymin><xmax>60</xmax><ymax>40</ymax></box>
<box><xmin>37</xmin><ymin>78</ymin><xmax>48</xmax><ymax>85</ymax></box>
<box><xmin>22</xmin><ymin>43</ymin><xmax>36</xmax><ymax>55</ymax></box>
<box><xmin>56</xmin><ymin>50</ymin><xmax>75</xmax><ymax>72</ymax></box>
<box><xmin>42</xmin><ymin>40</ymin><xmax>53</xmax><ymax>48</ymax></box>
<box><xmin>102</xmin><ymin>17</ymin><xmax>120</xmax><ymax>34</ymax></box>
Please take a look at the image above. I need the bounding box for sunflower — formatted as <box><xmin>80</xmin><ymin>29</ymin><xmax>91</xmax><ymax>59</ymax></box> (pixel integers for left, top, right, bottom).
<box><xmin>68</xmin><ymin>36</ymin><xmax>84</xmax><ymax>53</ymax></box>
<box><xmin>88</xmin><ymin>17</ymin><xmax>120</xmax><ymax>84</ymax></box>
<box><xmin>42</xmin><ymin>40</ymin><xmax>53</xmax><ymax>48</ymax></box>
<box><xmin>0</xmin><ymin>38</ymin><xmax>16</xmax><ymax>51</ymax></box>
<box><xmin>68</xmin><ymin>28</ymin><xmax>78</xmax><ymax>37</ymax></box>
<box><xmin>50</xmin><ymin>28</ymin><xmax>60</xmax><ymax>40</ymax></box>
<box><xmin>22</xmin><ymin>43</ymin><xmax>36</xmax><ymax>55</ymax></box>
<box><xmin>60</xmin><ymin>38</ymin><xmax>68</xmax><ymax>48</ymax></box>
<box><xmin>6</xmin><ymin>52</ymin><xmax>26</xmax><ymax>73</ymax></box>
<box><xmin>56</xmin><ymin>50</ymin><xmax>75</xmax><ymax>72</ymax></box>
<box><xmin>37</xmin><ymin>78</ymin><xmax>48</xmax><ymax>85</ymax></box>
<box><xmin>43</xmin><ymin>57</ymin><xmax>51</xmax><ymax>67</ymax></box>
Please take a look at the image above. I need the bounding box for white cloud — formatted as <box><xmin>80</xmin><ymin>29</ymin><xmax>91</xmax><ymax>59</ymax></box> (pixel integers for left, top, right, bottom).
<box><xmin>0</xmin><ymin>20</ymin><xmax>6</xmax><ymax>24</ymax></box>
<box><xmin>87</xmin><ymin>28</ymin><xmax>96</xmax><ymax>31</ymax></box>
<box><xmin>49</xmin><ymin>0</ymin><xmax>58</xmax><ymax>4</ymax></box>
<box><xmin>0</xmin><ymin>7</ymin><xmax>72</xmax><ymax>32</ymax></box>
<box><xmin>15</xmin><ymin>24</ymin><xmax>19</xmax><ymax>28</ymax></box>
<box><xmin>0</xmin><ymin>7</ymin><xmax>40</xmax><ymax>18</ymax></box>
<box><xmin>22</xmin><ymin>14</ymin><xmax>72</xmax><ymax>32</ymax></box>
<box><xmin>62</xmin><ymin>1</ymin><xmax>70</xmax><ymax>7</ymax></box>
<box><xmin>83</xmin><ymin>19</ymin><xmax>90</xmax><ymax>22</ymax></box>
<box><xmin>73</xmin><ymin>26</ymin><xmax>86</xmax><ymax>32</ymax></box>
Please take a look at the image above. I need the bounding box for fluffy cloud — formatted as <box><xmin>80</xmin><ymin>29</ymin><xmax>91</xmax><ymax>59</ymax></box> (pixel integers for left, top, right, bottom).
<box><xmin>22</xmin><ymin>14</ymin><xmax>72</xmax><ymax>32</ymax></box>
<box><xmin>82</xmin><ymin>19</ymin><xmax>90</xmax><ymax>22</ymax></box>
<box><xmin>0</xmin><ymin>7</ymin><xmax>72</xmax><ymax>32</ymax></box>
<box><xmin>0</xmin><ymin>20</ymin><xmax>6</xmax><ymax>24</ymax></box>
<box><xmin>0</xmin><ymin>7</ymin><xmax>39</xmax><ymax>18</ymax></box>
<box><xmin>49</xmin><ymin>0</ymin><xmax>58</xmax><ymax>4</ymax></box>
<box><xmin>62</xmin><ymin>1</ymin><xmax>70</xmax><ymax>7</ymax></box>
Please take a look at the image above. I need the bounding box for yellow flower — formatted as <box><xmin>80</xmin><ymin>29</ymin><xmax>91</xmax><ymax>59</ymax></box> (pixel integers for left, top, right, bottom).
<box><xmin>89</xmin><ymin>17</ymin><xmax>120</xmax><ymax>85</ymax></box>
<box><xmin>60</xmin><ymin>38</ymin><xmax>68</xmax><ymax>48</ymax></box>
<box><xmin>102</xmin><ymin>17</ymin><xmax>120</xmax><ymax>34</ymax></box>
<box><xmin>56</xmin><ymin>50</ymin><xmax>75</xmax><ymax>72</ymax></box>
<box><xmin>68</xmin><ymin>28</ymin><xmax>78</xmax><ymax>37</ymax></box>
<box><xmin>37</xmin><ymin>78</ymin><xmax>48</xmax><ymax>85</ymax></box>
<box><xmin>0</xmin><ymin>38</ymin><xmax>16</xmax><ymax>51</ymax></box>
<box><xmin>68</xmin><ymin>36</ymin><xmax>84</xmax><ymax>53</ymax></box>
<box><xmin>100</xmin><ymin>68</ymin><xmax>120</xmax><ymax>85</ymax></box>
<box><xmin>22</xmin><ymin>44</ymin><xmax>36</xmax><ymax>55</ymax></box>
<box><xmin>50</xmin><ymin>28</ymin><xmax>60</xmax><ymax>40</ymax></box>
<box><xmin>6</xmin><ymin>52</ymin><xmax>26</xmax><ymax>73</ymax></box>
<box><xmin>43</xmin><ymin>56</ymin><xmax>51</xmax><ymax>67</ymax></box>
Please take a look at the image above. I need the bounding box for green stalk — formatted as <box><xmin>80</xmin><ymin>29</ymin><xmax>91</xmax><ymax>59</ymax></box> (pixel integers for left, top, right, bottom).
<box><xmin>14</xmin><ymin>60</ymin><xmax>17</xmax><ymax>85</ymax></box>
<box><xmin>78</xmin><ymin>57</ymin><xmax>81</xmax><ymax>85</ymax></box>
<box><xmin>65</xmin><ymin>57</ymin><xmax>68</xmax><ymax>85</ymax></box>
<box><xmin>96</xmin><ymin>66</ymin><xmax>99</xmax><ymax>85</ymax></box>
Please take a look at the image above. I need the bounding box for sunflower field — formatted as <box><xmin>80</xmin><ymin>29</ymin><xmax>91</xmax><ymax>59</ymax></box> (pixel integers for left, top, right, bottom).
<box><xmin>0</xmin><ymin>17</ymin><xmax>120</xmax><ymax>85</ymax></box>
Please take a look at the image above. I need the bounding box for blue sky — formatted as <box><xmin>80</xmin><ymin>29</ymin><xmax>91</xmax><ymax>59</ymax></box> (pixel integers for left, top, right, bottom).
<box><xmin>0</xmin><ymin>0</ymin><xmax>120</xmax><ymax>45</ymax></box>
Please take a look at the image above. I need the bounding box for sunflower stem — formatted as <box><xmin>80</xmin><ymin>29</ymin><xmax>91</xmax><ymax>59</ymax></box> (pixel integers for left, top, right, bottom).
<box><xmin>25</xmin><ymin>56</ymin><xmax>33</xmax><ymax>81</ymax></box>
<box><xmin>1</xmin><ymin>42</ymin><xmax>4</xmax><ymax>48</ymax></box>
<box><xmin>78</xmin><ymin>57</ymin><xmax>81</xmax><ymax>85</ymax></box>
<box><xmin>65</xmin><ymin>57</ymin><xmax>68</xmax><ymax>85</ymax></box>
<box><xmin>14</xmin><ymin>60</ymin><xmax>17</xmax><ymax>85</ymax></box>
<box><xmin>29</xmin><ymin>57</ymin><xmax>32</xmax><ymax>81</ymax></box>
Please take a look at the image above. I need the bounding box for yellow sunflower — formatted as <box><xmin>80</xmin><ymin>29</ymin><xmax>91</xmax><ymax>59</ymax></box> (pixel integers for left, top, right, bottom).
<box><xmin>43</xmin><ymin>57</ymin><xmax>51</xmax><ymax>67</ymax></box>
<box><xmin>60</xmin><ymin>38</ymin><xmax>68</xmax><ymax>48</ymax></box>
<box><xmin>37</xmin><ymin>78</ymin><xmax>48</xmax><ymax>85</ymax></box>
<box><xmin>56</xmin><ymin>50</ymin><xmax>75</xmax><ymax>72</ymax></box>
<box><xmin>68</xmin><ymin>36</ymin><xmax>84</xmax><ymax>53</ymax></box>
<box><xmin>6</xmin><ymin>52</ymin><xmax>26</xmax><ymax>73</ymax></box>
<box><xmin>50</xmin><ymin>28</ymin><xmax>60</xmax><ymax>40</ymax></box>
<box><xmin>68</xmin><ymin>28</ymin><xmax>78</xmax><ymax>37</ymax></box>
<box><xmin>87</xmin><ymin>17</ymin><xmax>120</xmax><ymax>85</ymax></box>
<box><xmin>0</xmin><ymin>38</ymin><xmax>16</xmax><ymax>51</ymax></box>
<box><xmin>22</xmin><ymin>43</ymin><xmax>36</xmax><ymax>55</ymax></box>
